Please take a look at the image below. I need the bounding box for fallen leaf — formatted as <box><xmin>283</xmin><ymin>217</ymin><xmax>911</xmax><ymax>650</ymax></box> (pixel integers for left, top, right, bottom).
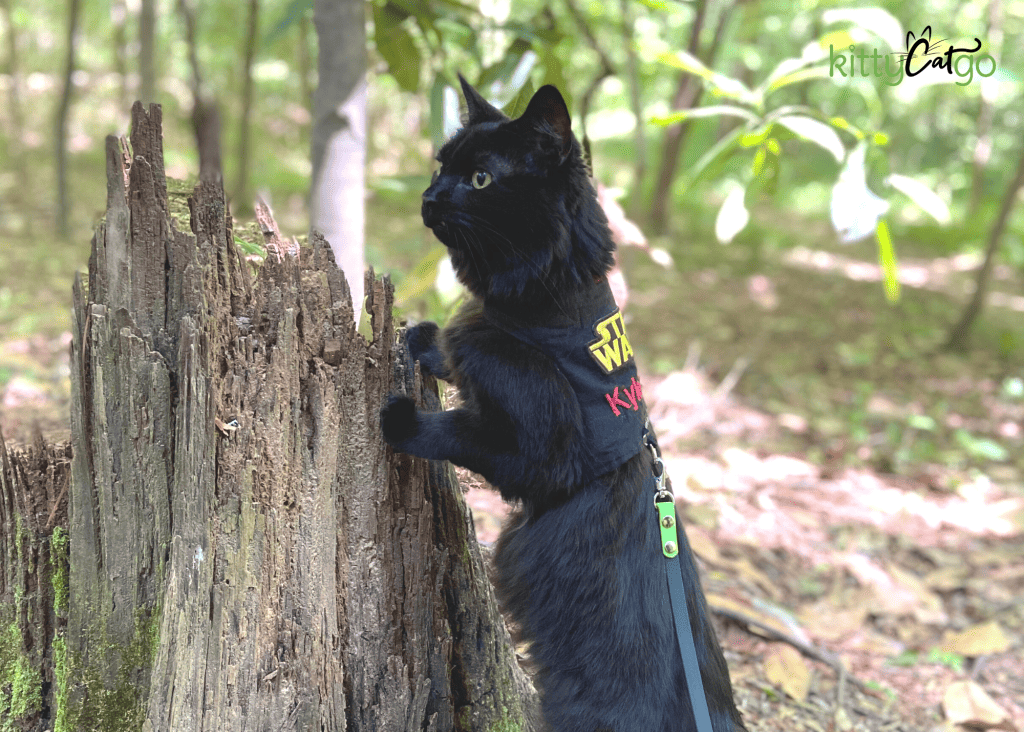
<box><xmin>887</xmin><ymin>563</ymin><xmax>947</xmax><ymax>624</ymax></box>
<box><xmin>924</xmin><ymin>565</ymin><xmax>969</xmax><ymax>592</ymax></box>
<box><xmin>685</xmin><ymin>504</ymin><xmax>722</xmax><ymax>532</ymax></box>
<box><xmin>799</xmin><ymin>602</ymin><xmax>867</xmax><ymax>642</ymax></box>
<box><xmin>942</xmin><ymin>680</ymin><xmax>1014</xmax><ymax>730</ymax></box>
<box><xmin>732</xmin><ymin>557</ymin><xmax>776</xmax><ymax>594</ymax></box>
<box><xmin>941</xmin><ymin>621</ymin><xmax>1011</xmax><ymax>657</ymax></box>
<box><xmin>683</xmin><ymin>526</ymin><xmax>722</xmax><ymax>564</ymax></box>
<box><xmin>706</xmin><ymin>594</ymin><xmax>797</xmax><ymax>640</ymax></box>
<box><xmin>764</xmin><ymin>644</ymin><xmax>811</xmax><ymax>702</ymax></box>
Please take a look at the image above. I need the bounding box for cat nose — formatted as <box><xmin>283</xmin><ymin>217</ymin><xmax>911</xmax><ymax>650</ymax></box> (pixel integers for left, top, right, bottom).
<box><xmin>422</xmin><ymin>191</ymin><xmax>441</xmax><ymax>227</ymax></box>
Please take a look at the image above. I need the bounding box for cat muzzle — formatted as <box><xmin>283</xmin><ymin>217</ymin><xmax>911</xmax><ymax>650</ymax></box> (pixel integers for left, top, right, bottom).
<box><xmin>421</xmin><ymin>198</ymin><xmax>444</xmax><ymax>229</ymax></box>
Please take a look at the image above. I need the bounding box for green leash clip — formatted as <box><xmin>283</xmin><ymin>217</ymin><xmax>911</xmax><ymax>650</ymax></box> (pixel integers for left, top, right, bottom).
<box><xmin>656</xmin><ymin>498</ymin><xmax>679</xmax><ymax>558</ymax></box>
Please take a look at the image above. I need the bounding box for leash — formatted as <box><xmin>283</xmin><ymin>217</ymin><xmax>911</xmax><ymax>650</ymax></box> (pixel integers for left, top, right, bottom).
<box><xmin>644</xmin><ymin>424</ymin><xmax>715</xmax><ymax>732</ymax></box>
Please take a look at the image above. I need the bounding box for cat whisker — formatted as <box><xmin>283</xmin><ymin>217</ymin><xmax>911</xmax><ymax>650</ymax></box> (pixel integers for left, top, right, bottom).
<box><xmin>462</xmin><ymin>217</ymin><xmax>574</xmax><ymax>320</ymax></box>
<box><xmin>454</xmin><ymin>224</ymin><xmax>487</xmax><ymax>291</ymax></box>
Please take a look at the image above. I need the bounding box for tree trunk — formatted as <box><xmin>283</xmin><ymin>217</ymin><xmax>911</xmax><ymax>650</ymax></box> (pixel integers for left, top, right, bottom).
<box><xmin>620</xmin><ymin>0</ymin><xmax>646</xmax><ymax>219</ymax></box>
<box><xmin>298</xmin><ymin>14</ymin><xmax>313</xmax><ymax>114</ymax></box>
<box><xmin>1</xmin><ymin>0</ymin><xmax>30</xmax><ymax>232</ymax></box>
<box><xmin>969</xmin><ymin>0</ymin><xmax>1002</xmax><ymax>218</ymax></box>
<box><xmin>59</xmin><ymin>102</ymin><xmax>539</xmax><ymax>731</ymax></box>
<box><xmin>139</xmin><ymin>0</ymin><xmax>156</xmax><ymax>103</ymax></box>
<box><xmin>233</xmin><ymin>0</ymin><xmax>260</xmax><ymax>213</ymax></box>
<box><xmin>111</xmin><ymin>0</ymin><xmax>129</xmax><ymax>113</ymax></box>
<box><xmin>0</xmin><ymin>431</ymin><xmax>72</xmax><ymax>731</ymax></box>
<box><xmin>946</xmin><ymin>141</ymin><xmax>1024</xmax><ymax>352</ymax></box>
<box><xmin>178</xmin><ymin>0</ymin><xmax>223</xmax><ymax>184</ymax></box>
<box><xmin>311</xmin><ymin>0</ymin><xmax>366</xmax><ymax>326</ymax></box>
<box><xmin>648</xmin><ymin>0</ymin><xmax>732</xmax><ymax>235</ymax></box>
<box><xmin>55</xmin><ymin>0</ymin><xmax>81</xmax><ymax>238</ymax></box>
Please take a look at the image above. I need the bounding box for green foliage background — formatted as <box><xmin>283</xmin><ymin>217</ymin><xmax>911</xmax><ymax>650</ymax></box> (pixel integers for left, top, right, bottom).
<box><xmin>0</xmin><ymin>0</ymin><xmax>1022</xmax><ymax>477</ymax></box>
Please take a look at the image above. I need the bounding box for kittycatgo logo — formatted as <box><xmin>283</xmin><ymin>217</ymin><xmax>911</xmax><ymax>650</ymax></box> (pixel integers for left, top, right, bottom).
<box><xmin>830</xmin><ymin>26</ymin><xmax>997</xmax><ymax>86</ymax></box>
<box><xmin>588</xmin><ymin>311</ymin><xmax>634</xmax><ymax>374</ymax></box>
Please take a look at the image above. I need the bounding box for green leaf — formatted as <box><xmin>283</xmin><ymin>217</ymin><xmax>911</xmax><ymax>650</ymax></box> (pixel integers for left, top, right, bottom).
<box><xmin>759</xmin><ymin>52</ymin><xmax>835</xmax><ymax>96</ymax></box>
<box><xmin>819</xmin><ymin>29</ymin><xmax>856</xmax><ymax>50</ymax></box>
<box><xmin>493</xmin><ymin>47</ymin><xmax>538</xmax><ymax>109</ymax></box>
<box><xmin>635</xmin><ymin>0</ymin><xmax>675</xmax><ymax>10</ymax></box>
<box><xmin>906</xmin><ymin>414</ymin><xmax>936</xmax><ymax>431</ymax></box>
<box><xmin>828</xmin><ymin>116</ymin><xmax>866</xmax><ymax>140</ymax></box>
<box><xmin>479</xmin><ymin>38</ymin><xmax>531</xmax><ymax>88</ymax></box>
<box><xmin>774</xmin><ymin>115</ymin><xmax>845</xmax><ymax>162</ymax></box>
<box><xmin>234</xmin><ymin>236</ymin><xmax>266</xmax><ymax>257</ymax></box>
<box><xmin>541</xmin><ymin>46</ymin><xmax>570</xmax><ymax>107</ymax></box>
<box><xmin>925</xmin><ymin>649</ymin><xmax>965</xmax><ymax>673</ymax></box>
<box><xmin>502</xmin><ymin>80</ymin><xmax>535</xmax><ymax>118</ymax></box>
<box><xmin>752</xmin><ymin>147</ymin><xmax>767</xmax><ymax>177</ymax></box>
<box><xmin>885</xmin><ymin>651</ymin><xmax>919</xmax><ymax>667</ymax></box>
<box><xmin>386</xmin><ymin>0</ymin><xmax>431</xmax><ymax>22</ymax></box>
<box><xmin>954</xmin><ymin>430</ymin><xmax>1008</xmax><ymax>462</ymax></box>
<box><xmin>429</xmin><ymin>74</ymin><xmax>447</xmax><ymax>149</ymax></box>
<box><xmin>657</xmin><ymin>51</ymin><xmax>756</xmax><ymax>104</ymax></box>
<box><xmin>887</xmin><ymin>174</ymin><xmax>951</xmax><ymax>225</ymax></box>
<box><xmin>739</xmin><ymin>127</ymin><xmax>770</xmax><ymax>147</ymax></box>
<box><xmin>395</xmin><ymin>244</ymin><xmax>448</xmax><ymax>306</ymax></box>
<box><xmin>766</xmin><ymin>66</ymin><xmax>832</xmax><ymax>93</ymax></box>
<box><xmin>373</xmin><ymin>2</ymin><xmax>421</xmax><ymax>92</ymax></box>
<box><xmin>649</xmin><ymin>105</ymin><xmax>759</xmax><ymax>126</ymax></box>
<box><xmin>428</xmin><ymin>0</ymin><xmax>479</xmax><ymax>17</ymax></box>
<box><xmin>875</xmin><ymin>219</ymin><xmax>900</xmax><ymax>303</ymax></box>
<box><xmin>263</xmin><ymin>0</ymin><xmax>313</xmax><ymax>48</ymax></box>
<box><xmin>684</xmin><ymin>127</ymin><xmax>747</xmax><ymax>190</ymax></box>
<box><xmin>822</xmin><ymin>8</ymin><xmax>903</xmax><ymax>51</ymax></box>
<box><xmin>656</xmin><ymin>49</ymin><xmax>714</xmax><ymax>80</ymax></box>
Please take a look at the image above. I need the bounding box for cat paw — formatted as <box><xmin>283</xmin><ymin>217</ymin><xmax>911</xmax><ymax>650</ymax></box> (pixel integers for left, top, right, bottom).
<box><xmin>380</xmin><ymin>395</ymin><xmax>420</xmax><ymax>446</ymax></box>
<box><xmin>405</xmin><ymin>322</ymin><xmax>440</xmax><ymax>363</ymax></box>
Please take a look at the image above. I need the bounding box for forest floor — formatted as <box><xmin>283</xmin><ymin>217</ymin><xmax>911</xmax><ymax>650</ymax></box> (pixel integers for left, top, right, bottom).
<box><xmin>1</xmin><ymin>206</ymin><xmax>1022</xmax><ymax>732</ymax></box>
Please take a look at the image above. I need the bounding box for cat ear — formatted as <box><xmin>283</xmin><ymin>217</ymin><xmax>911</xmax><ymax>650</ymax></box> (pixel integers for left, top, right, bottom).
<box><xmin>458</xmin><ymin>74</ymin><xmax>507</xmax><ymax>125</ymax></box>
<box><xmin>519</xmin><ymin>85</ymin><xmax>573</xmax><ymax>160</ymax></box>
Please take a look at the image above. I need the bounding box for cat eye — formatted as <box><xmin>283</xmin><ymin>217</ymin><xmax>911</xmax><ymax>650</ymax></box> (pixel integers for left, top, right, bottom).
<box><xmin>471</xmin><ymin>170</ymin><xmax>492</xmax><ymax>189</ymax></box>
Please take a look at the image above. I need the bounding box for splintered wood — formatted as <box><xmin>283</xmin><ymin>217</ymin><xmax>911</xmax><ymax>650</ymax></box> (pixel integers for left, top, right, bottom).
<box><xmin>64</xmin><ymin>102</ymin><xmax>537</xmax><ymax>731</ymax></box>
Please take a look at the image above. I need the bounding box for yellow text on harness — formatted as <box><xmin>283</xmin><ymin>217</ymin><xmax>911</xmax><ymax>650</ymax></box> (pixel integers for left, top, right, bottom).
<box><xmin>588</xmin><ymin>311</ymin><xmax>634</xmax><ymax>374</ymax></box>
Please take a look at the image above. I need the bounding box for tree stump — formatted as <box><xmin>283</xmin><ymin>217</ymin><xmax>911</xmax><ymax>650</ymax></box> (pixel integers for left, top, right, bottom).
<box><xmin>60</xmin><ymin>102</ymin><xmax>538</xmax><ymax>731</ymax></box>
<box><xmin>0</xmin><ymin>432</ymin><xmax>71</xmax><ymax>731</ymax></box>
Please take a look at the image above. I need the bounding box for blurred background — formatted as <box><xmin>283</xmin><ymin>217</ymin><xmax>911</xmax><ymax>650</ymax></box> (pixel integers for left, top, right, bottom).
<box><xmin>0</xmin><ymin>0</ymin><xmax>1022</xmax><ymax>727</ymax></box>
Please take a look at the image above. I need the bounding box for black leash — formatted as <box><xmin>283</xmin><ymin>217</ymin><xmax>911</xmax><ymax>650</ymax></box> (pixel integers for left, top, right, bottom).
<box><xmin>644</xmin><ymin>425</ymin><xmax>715</xmax><ymax>732</ymax></box>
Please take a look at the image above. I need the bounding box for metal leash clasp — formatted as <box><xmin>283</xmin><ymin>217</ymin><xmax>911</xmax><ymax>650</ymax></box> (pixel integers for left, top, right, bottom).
<box><xmin>645</xmin><ymin>421</ymin><xmax>678</xmax><ymax>558</ymax></box>
<box><xmin>644</xmin><ymin>420</ymin><xmax>671</xmax><ymax>503</ymax></box>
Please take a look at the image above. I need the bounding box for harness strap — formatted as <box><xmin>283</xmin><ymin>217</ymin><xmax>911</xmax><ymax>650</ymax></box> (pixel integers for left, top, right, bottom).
<box><xmin>646</xmin><ymin>426</ymin><xmax>715</xmax><ymax>732</ymax></box>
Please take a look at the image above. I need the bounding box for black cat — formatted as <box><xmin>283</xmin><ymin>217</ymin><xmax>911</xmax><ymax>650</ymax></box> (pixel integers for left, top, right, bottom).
<box><xmin>381</xmin><ymin>77</ymin><xmax>745</xmax><ymax>732</ymax></box>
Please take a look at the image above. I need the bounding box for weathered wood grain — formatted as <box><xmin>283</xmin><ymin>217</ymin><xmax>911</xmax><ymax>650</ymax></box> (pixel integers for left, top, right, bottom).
<box><xmin>61</xmin><ymin>102</ymin><xmax>538</xmax><ymax>731</ymax></box>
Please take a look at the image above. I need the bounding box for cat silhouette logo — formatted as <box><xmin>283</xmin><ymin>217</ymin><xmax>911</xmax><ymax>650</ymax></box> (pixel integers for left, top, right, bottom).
<box><xmin>588</xmin><ymin>310</ymin><xmax>634</xmax><ymax>373</ymax></box>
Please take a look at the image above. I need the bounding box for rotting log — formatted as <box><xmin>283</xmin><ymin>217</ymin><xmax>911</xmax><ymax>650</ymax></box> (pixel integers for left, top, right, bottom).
<box><xmin>0</xmin><ymin>431</ymin><xmax>71</xmax><ymax>731</ymax></box>
<box><xmin>62</xmin><ymin>102</ymin><xmax>539</xmax><ymax>731</ymax></box>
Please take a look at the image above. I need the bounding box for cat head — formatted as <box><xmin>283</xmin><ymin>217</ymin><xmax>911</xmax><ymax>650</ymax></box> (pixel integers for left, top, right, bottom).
<box><xmin>421</xmin><ymin>76</ymin><xmax>615</xmax><ymax>303</ymax></box>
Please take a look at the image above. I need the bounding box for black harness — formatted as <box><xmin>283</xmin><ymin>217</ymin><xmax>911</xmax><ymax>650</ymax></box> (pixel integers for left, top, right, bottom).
<box><xmin>487</xmin><ymin>298</ymin><xmax>716</xmax><ymax>732</ymax></box>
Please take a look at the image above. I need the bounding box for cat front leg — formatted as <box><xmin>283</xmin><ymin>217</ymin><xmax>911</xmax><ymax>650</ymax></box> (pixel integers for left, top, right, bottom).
<box><xmin>380</xmin><ymin>396</ymin><xmax>508</xmax><ymax>479</ymax></box>
<box><xmin>405</xmin><ymin>321</ymin><xmax>452</xmax><ymax>380</ymax></box>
